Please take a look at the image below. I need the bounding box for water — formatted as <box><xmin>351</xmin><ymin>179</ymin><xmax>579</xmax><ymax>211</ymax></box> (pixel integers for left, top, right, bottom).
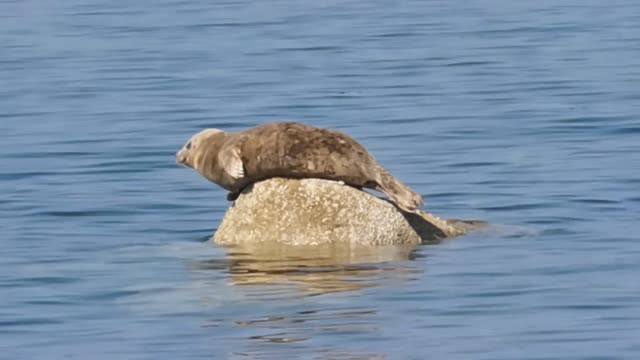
<box><xmin>2</xmin><ymin>0</ymin><xmax>639</xmax><ymax>359</ymax></box>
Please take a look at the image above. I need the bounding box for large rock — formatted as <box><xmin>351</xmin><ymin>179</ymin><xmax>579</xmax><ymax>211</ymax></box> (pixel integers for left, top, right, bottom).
<box><xmin>212</xmin><ymin>178</ymin><xmax>482</xmax><ymax>245</ymax></box>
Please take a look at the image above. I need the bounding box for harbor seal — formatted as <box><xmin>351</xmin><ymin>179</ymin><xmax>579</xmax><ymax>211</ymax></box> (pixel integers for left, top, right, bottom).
<box><xmin>176</xmin><ymin>122</ymin><xmax>424</xmax><ymax>212</ymax></box>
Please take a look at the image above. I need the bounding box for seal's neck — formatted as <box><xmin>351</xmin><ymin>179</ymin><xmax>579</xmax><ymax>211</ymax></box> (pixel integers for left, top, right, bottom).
<box><xmin>194</xmin><ymin>131</ymin><xmax>232</xmax><ymax>186</ymax></box>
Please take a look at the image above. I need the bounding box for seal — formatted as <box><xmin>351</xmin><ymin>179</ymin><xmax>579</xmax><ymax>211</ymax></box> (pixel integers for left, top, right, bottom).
<box><xmin>176</xmin><ymin>122</ymin><xmax>424</xmax><ymax>212</ymax></box>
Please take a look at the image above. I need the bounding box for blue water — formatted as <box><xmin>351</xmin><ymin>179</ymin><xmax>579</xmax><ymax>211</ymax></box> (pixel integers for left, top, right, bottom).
<box><xmin>2</xmin><ymin>1</ymin><xmax>640</xmax><ymax>359</ymax></box>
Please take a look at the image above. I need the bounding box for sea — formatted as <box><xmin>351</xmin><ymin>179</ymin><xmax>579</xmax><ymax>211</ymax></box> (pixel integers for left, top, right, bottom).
<box><xmin>1</xmin><ymin>1</ymin><xmax>639</xmax><ymax>359</ymax></box>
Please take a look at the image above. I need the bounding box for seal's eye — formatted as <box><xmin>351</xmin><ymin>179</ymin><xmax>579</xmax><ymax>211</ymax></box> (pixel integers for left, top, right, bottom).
<box><xmin>185</xmin><ymin>141</ymin><xmax>192</xmax><ymax>150</ymax></box>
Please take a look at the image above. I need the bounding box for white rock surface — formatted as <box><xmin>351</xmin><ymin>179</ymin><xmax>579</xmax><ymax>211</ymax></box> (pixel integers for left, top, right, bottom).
<box><xmin>213</xmin><ymin>178</ymin><xmax>478</xmax><ymax>245</ymax></box>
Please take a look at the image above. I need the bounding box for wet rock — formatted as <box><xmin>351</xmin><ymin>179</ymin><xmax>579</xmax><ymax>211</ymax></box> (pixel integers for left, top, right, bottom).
<box><xmin>213</xmin><ymin>177</ymin><xmax>482</xmax><ymax>245</ymax></box>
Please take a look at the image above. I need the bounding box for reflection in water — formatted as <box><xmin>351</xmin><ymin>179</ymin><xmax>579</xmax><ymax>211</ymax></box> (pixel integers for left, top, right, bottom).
<box><xmin>192</xmin><ymin>241</ymin><xmax>428</xmax><ymax>359</ymax></box>
<box><xmin>205</xmin><ymin>302</ymin><xmax>390</xmax><ymax>359</ymax></box>
<box><xmin>196</xmin><ymin>239</ymin><xmax>426</xmax><ymax>295</ymax></box>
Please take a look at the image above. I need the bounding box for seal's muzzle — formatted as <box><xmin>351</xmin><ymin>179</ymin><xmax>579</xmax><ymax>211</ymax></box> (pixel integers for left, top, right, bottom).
<box><xmin>176</xmin><ymin>148</ymin><xmax>190</xmax><ymax>167</ymax></box>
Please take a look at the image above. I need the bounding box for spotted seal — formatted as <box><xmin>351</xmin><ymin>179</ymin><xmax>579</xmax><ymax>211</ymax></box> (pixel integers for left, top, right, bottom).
<box><xmin>176</xmin><ymin>122</ymin><xmax>423</xmax><ymax>212</ymax></box>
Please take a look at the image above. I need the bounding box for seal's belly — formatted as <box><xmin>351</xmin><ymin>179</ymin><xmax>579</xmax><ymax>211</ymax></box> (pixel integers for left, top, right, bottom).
<box><xmin>243</xmin><ymin>156</ymin><xmax>371</xmax><ymax>188</ymax></box>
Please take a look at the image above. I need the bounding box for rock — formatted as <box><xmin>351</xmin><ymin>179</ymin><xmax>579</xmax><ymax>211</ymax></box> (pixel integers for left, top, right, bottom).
<box><xmin>212</xmin><ymin>178</ymin><xmax>482</xmax><ymax>246</ymax></box>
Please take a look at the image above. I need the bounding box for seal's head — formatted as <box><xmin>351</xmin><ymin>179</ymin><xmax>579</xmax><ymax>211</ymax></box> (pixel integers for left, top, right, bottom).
<box><xmin>176</xmin><ymin>128</ymin><xmax>225</xmax><ymax>170</ymax></box>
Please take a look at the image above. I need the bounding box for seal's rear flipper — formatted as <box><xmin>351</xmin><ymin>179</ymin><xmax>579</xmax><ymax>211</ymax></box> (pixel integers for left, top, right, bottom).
<box><xmin>373</xmin><ymin>169</ymin><xmax>424</xmax><ymax>212</ymax></box>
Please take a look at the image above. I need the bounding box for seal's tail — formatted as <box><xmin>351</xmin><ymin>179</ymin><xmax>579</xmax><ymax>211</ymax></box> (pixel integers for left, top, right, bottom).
<box><xmin>374</xmin><ymin>167</ymin><xmax>424</xmax><ymax>212</ymax></box>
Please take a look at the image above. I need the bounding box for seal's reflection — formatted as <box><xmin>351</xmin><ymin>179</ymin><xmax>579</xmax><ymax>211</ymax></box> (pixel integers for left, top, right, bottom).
<box><xmin>197</xmin><ymin>238</ymin><xmax>425</xmax><ymax>295</ymax></box>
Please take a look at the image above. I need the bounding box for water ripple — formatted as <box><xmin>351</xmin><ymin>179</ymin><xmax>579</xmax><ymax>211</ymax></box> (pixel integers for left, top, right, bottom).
<box><xmin>1</xmin><ymin>0</ymin><xmax>639</xmax><ymax>359</ymax></box>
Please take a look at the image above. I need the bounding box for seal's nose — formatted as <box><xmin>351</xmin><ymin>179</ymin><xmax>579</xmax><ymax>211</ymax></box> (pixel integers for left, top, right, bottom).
<box><xmin>176</xmin><ymin>149</ymin><xmax>187</xmax><ymax>165</ymax></box>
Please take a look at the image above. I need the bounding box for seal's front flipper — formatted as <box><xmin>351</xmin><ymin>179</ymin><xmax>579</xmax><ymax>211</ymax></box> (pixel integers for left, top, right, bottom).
<box><xmin>227</xmin><ymin>191</ymin><xmax>240</xmax><ymax>201</ymax></box>
<box><xmin>219</xmin><ymin>146</ymin><xmax>245</xmax><ymax>179</ymax></box>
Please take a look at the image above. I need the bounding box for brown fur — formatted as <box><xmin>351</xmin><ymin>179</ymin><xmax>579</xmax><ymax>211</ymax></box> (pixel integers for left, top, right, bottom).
<box><xmin>176</xmin><ymin>122</ymin><xmax>424</xmax><ymax>212</ymax></box>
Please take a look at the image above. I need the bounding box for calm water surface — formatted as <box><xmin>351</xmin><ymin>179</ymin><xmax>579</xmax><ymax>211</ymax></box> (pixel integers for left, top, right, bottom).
<box><xmin>2</xmin><ymin>1</ymin><xmax>640</xmax><ymax>359</ymax></box>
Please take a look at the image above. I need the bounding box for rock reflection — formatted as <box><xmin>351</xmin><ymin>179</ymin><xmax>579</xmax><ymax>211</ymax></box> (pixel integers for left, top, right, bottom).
<box><xmin>192</xmin><ymin>240</ymin><xmax>428</xmax><ymax>358</ymax></box>
<box><xmin>195</xmin><ymin>239</ymin><xmax>424</xmax><ymax>295</ymax></box>
<box><xmin>226</xmin><ymin>307</ymin><xmax>386</xmax><ymax>360</ymax></box>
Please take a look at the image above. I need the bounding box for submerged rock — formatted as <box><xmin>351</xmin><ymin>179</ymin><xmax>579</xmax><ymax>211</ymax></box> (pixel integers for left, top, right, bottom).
<box><xmin>212</xmin><ymin>178</ymin><xmax>483</xmax><ymax>245</ymax></box>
